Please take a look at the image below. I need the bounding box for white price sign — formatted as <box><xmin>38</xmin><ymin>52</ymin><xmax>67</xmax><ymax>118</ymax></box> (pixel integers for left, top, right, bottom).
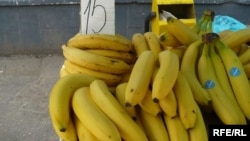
<box><xmin>80</xmin><ymin>0</ymin><xmax>115</xmax><ymax>35</ymax></box>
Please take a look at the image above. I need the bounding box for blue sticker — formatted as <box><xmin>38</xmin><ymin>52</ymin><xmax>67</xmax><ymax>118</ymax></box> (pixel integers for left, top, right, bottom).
<box><xmin>229</xmin><ymin>67</ymin><xmax>240</xmax><ymax>77</ymax></box>
<box><xmin>204</xmin><ymin>80</ymin><xmax>215</xmax><ymax>89</ymax></box>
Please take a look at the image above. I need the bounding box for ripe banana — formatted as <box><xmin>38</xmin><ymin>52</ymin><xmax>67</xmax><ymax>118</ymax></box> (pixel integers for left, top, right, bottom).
<box><xmin>67</xmin><ymin>33</ymin><xmax>133</xmax><ymax>52</ymax></box>
<box><xmin>214</xmin><ymin>37</ymin><xmax>250</xmax><ymax>120</ymax></box>
<box><xmin>132</xmin><ymin>33</ymin><xmax>150</xmax><ymax>57</ymax></box>
<box><xmin>218</xmin><ymin>29</ymin><xmax>234</xmax><ymax>39</ymax></box>
<box><xmin>239</xmin><ymin>47</ymin><xmax>250</xmax><ymax>65</ymax></box>
<box><xmin>221</xmin><ymin>27</ymin><xmax>250</xmax><ymax>49</ymax></box>
<box><xmin>89</xmin><ymin>80</ymin><xmax>148</xmax><ymax>141</ymax></box>
<box><xmin>139</xmin><ymin>89</ymin><xmax>162</xmax><ymax>116</ymax></box>
<box><xmin>158</xmin><ymin>31</ymin><xmax>183</xmax><ymax>47</ymax></box>
<box><xmin>49</xmin><ymin>73</ymin><xmax>96</xmax><ymax>132</ymax></box>
<box><xmin>166</xmin><ymin>17</ymin><xmax>201</xmax><ymax>46</ymax></box>
<box><xmin>63</xmin><ymin>59</ymin><xmax>122</xmax><ymax>86</ymax></box>
<box><xmin>125</xmin><ymin>51</ymin><xmax>156</xmax><ymax>107</ymax></box>
<box><xmin>188</xmin><ymin>102</ymin><xmax>208</xmax><ymax>141</ymax></box>
<box><xmin>164</xmin><ymin>45</ymin><xmax>187</xmax><ymax>60</ymax></box>
<box><xmin>173</xmin><ymin>72</ymin><xmax>197</xmax><ymax>129</ymax></box>
<box><xmin>139</xmin><ymin>109</ymin><xmax>170</xmax><ymax>141</ymax></box>
<box><xmin>62</xmin><ymin>45</ymin><xmax>131</xmax><ymax>74</ymax></box>
<box><xmin>73</xmin><ymin>114</ymin><xmax>100</xmax><ymax>141</ymax></box>
<box><xmin>163</xmin><ymin>114</ymin><xmax>189</xmax><ymax>141</ymax></box>
<box><xmin>115</xmin><ymin>82</ymin><xmax>137</xmax><ymax>120</ymax></box>
<box><xmin>159</xmin><ymin>90</ymin><xmax>178</xmax><ymax>118</ymax></box>
<box><xmin>152</xmin><ymin>50</ymin><xmax>179</xmax><ymax>102</ymax></box>
<box><xmin>244</xmin><ymin>63</ymin><xmax>250</xmax><ymax>78</ymax></box>
<box><xmin>59</xmin><ymin>65</ymin><xmax>69</xmax><ymax>78</ymax></box>
<box><xmin>144</xmin><ymin>32</ymin><xmax>162</xmax><ymax>59</ymax></box>
<box><xmin>180</xmin><ymin>39</ymin><xmax>212</xmax><ymax>106</ymax></box>
<box><xmin>198</xmin><ymin>39</ymin><xmax>246</xmax><ymax>124</ymax></box>
<box><xmin>85</xmin><ymin>49</ymin><xmax>137</xmax><ymax>64</ymax></box>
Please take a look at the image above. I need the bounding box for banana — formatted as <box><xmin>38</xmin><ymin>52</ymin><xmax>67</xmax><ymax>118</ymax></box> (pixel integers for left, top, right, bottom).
<box><xmin>72</xmin><ymin>87</ymin><xmax>121</xmax><ymax>141</ymax></box>
<box><xmin>89</xmin><ymin>80</ymin><xmax>148</xmax><ymax>141</ymax></box>
<box><xmin>158</xmin><ymin>31</ymin><xmax>183</xmax><ymax>47</ymax></box>
<box><xmin>238</xmin><ymin>43</ymin><xmax>250</xmax><ymax>56</ymax></box>
<box><xmin>163</xmin><ymin>114</ymin><xmax>189</xmax><ymax>141</ymax></box>
<box><xmin>73</xmin><ymin>114</ymin><xmax>100</xmax><ymax>141</ymax></box>
<box><xmin>152</xmin><ymin>50</ymin><xmax>179</xmax><ymax>102</ymax></box>
<box><xmin>59</xmin><ymin>65</ymin><xmax>69</xmax><ymax>78</ymax></box>
<box><xmin>85</xmin><ymin>49</ymin><xmax>137</xmax><ymax>64</ymax></box>
<box><xmin>132</xmin><ymin>33</ymin><xmax>150</xmax><ymax>57</ymax></box>
<box><xmin>244</xmin><ymin>63</ymin><xmax>250</xmax><ymax>78</ymax></box>
<box><xmin>62</xmin><ymin>45</ymin><xmax>131</xmax><ymax>74</ymax></box>
<box><xmin>63</xmin><ymin>59</ymin><xmax>122</xmax><ymax>86</ymax></box>
<box><xmin>180</xmin><ymin>39</ymin><xmax>212</xmax><ymax>106</ymax></box>
<box><xmin>218</xmin><ymin>29</ymin><xmax>234</xmax><ymax>39</ymax></box>
<box><xmin>115</xmin><ymin>82</ymin><xmax>137</xmax><ymax>120</ymax></box>
<box><xmin>159</xmin><ymin>90</ymin><xmax>178</xmax><ymax>118</ymax></box>
<box><xmin>67</xmin><ymin>33</ymin><xmax>133</xmax><ymax>52</ymax></box>
<box><xmin>164</xmin><ymin>45</ymin><xmax>187</xmax><ymax>60</ymax></box>
<box><xmin>125</xmin><ymin>51</ymin><xmax>156</xmax><ymax>107</ymax></box>
<box><xmin>214</xmin><ymin>37</ymin><xmax>250</xmax><ymax>120</ymax></box>
<box><xmin>173</xmin><ymin>72</ymin><xmax>197</xmax><ymax>129</ymax></box>
<box><xmin>197</xmin><ymin>38</ymin><xmax>246</xmax><ymax>124</ymax></box>
<box><xmin>239</xmin><ymin>47</ymin><xmax>250</xmax><ymax>65</ymax></box>
<box><xmin>144</xmin><ymin>32</ymin><xmax>162</xmax><ymax>59</ymax></box>
<box><xmin>221</xmin><ymin>27</ymin><xmax>250</xmax><ymax>49</ymax></box>
<box><xmin>139</xmin><ymin>109</ymin><xmax>170</xmax><ymax>141</ymax></box>
<box><xmin>209</xmin><ymin>42</ymin><xmax>247</xmax><ymax>121</ymax></box>
<box><xmin>166</xmin><ymin>17</ymin><xmax>201</xmax><ymax>46</ymax></box>
<box><xmin>139</xmin><ymin>89</ymin><xmax>162</xmax><ymax>116</ymax></box>
<box><xmin>188</xmin><ymin>102</ymin><xmax>208</xmax><ymax>141</ymax></box>
<box><xmin>49</xmin><ymin>73</ymin><xmax>96</xmax><ymax>132</ymax></box>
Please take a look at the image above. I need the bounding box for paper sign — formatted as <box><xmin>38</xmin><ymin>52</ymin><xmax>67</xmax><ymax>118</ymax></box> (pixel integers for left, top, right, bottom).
<box><xmin>80</xmin><ymin>0</ymin><xmax>115</xmax><ymax>35</ymax></box>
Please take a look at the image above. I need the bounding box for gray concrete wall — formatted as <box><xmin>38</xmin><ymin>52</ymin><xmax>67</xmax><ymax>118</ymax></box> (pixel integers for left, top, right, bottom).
<box><xmin>0</xmin><ymin>0</ymin><xmax>249</xmax><ymax>55</ymax></box>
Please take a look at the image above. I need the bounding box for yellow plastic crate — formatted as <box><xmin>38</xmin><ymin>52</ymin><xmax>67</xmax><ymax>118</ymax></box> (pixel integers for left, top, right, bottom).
<box><xmin>150</xmin><ymin>0</ymin><xmax>197</xmax><ymax>35</ymax></box>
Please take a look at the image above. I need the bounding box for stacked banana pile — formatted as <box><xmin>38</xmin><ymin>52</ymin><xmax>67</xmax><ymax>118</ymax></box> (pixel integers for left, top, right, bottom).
<box><xmin>49</xmin><ymin>9</ymin><xmax>250</xmax><ymax>141</ymax></box>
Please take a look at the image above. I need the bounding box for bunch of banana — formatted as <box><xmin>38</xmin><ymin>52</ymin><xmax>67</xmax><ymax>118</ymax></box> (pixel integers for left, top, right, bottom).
<box><xmin>60</xmin><ymin>33</ymin><xmax>137</xmax><ymax>87</ymax></box>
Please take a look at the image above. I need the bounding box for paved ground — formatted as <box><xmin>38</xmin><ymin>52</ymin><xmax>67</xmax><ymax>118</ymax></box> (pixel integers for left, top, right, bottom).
<box><xmin>0</xmin><ymin>54</ymin><xmax>64</xmax><ymax>141</ymax></box>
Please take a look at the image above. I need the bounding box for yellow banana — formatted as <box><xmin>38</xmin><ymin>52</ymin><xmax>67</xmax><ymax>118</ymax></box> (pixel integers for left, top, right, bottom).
<box><xmin>85</xmin><ymin>49</ymin><xmax>137</xmax><ymax>64</ymax></box>
<box><xmin>63</xmin><ymin>59</ymin><xmax>122</xmax><ymax>86</ymax></box>
<box><xmin>49</xmin><ymin>73</ymin><xmax>96</xmax><ymax>132</ymax></box>
<box><xmin>188</xmin><ymin>102</ymin><xmax>208</xmax><ymax>141</ymax></box>
<box><xmin>59</xmin><ymin>65</ymin><xmax>69</xmax><ymax>78</ymax></box>
<box><xmin>239</xmin><ymin>47</ymin><xmax>250</xmax><ymax>65</ymax></box>
<box><xmin>125</xmin><ymin>51</ymin><xmax>156</xmax><ymax>107</ymax></box>
<box><xmin>152</xmin><ymin>50</ymin><xmax>179</xmax><ymax>102</ymax></box>
<box><xmin>73</xmin><ymin>114</ymin><xmax>100</xmax><ymax>141</ymax></box>
<box><xmin>115</xmin><ymin>82</ymin><xmax>137</xmax><ymax>120</ymax></box>
<box><xmin>89</xmin><ymin>80</ymin><xmax>148</xmax><ymax>141</ymax></box>
<box><xmin>139</xmin><ymin>89</ymin><xmax>162</xmax><ymax>116</ymax></box>
<box><xmin>52</xmin><ymin>117</ymin><xmax>77</xmax><ymax>141</ymax></box>
<box><xmin>163</xmin><ymin>114</ymin><xmax>189</xmax><ymax>141</ymax></box>
<box><xmin>244</xmin><ymin>63</ymin><xmax>250</xmax><ymax>78</ymax></box>
<box><xmin>218</xmin><ymin>29</ymin><xmax>234</xmax><ymax>39</ymax></box>
<box><xmin>221</xmin><ymin>27</ymin><xmax>250</xmax><ymax>49</ymax></box>
<box><xmin>144</xmin><ymin>32</ymin><xmax>162</xmax><ymax>59</ymax></box>
<box><xmin>215</xmin><ymin>37</ymin><xmax>250</xmax><ymax>120</ymax></box>
<box><xmin>180</xmin><ymin>40</ymin><xmax>212</xmax><ymax>106</ymax></box>
<box><xmin>132</xmin><ymin>33</ymin><xmax>150</xmax><ymax>57</ymax></box>
<box><xmin>62</xmin><ymin>45</ymin><xmax>131</xmax><ymax>74</ymax></box>
<box><xmin>173</xmin><ymin>72</ymin><xmax>197</xmax><ymax>129</ymax></box>
<box><xmin>72</xmin><ymin>87</ymin><xmax>121</xmax><ymax>141</ymax></box>
<box><xmin>238</xmin><ymin>43</ymin><xmax>249</xmax><ymax>56</ymax></box>
<box><xmin>67</xmin><ymin>33</ymin><xmax>133</xmax><ymax>52</ymax></box>
<box><xmin>198</xmin><ymin>38</ymin><xmax>246</xmax><ymax>124</ymax></box>
<box><xmin>158</xmin><ymin>31</ymin><xmax>183</xmax><ymax>47</ymax></box>
<box><xmin>166</xmin><ymin>17</ymin><xmax>201</xmax><ymax>46</ymax></box>
<box><xmin>139</xmin><ymin>109</ymin><xmax>170</xmax><ymax>141</ymax></box>
<box><xmin>164</xmin><ymin>45</ymin><xmax>187</xmax><ymax>61</ymax></box>
<box><xmin>159</xmin><ymin>90</ymin><xmax>178</xmax><ymax>118</ymax></box>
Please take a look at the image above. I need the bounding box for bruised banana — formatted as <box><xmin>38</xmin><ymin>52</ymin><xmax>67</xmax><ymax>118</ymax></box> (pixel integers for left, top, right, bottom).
<box><xmin>90</xmin><ymin>80</ymin><xmax>148</xmax><ymax>141</ymax></box>
<box><xmin>139</xmin><ymin>109</ymin><xmax>170</xmax><ymax>141</ymax></box>
<box><xmin>152</xmin><ymin>50</ymin><xmax>179</xmax><ymax>102</ymax></box>
<box><xmin>173</xmin><ymin>72</ymin><xmax>197</xmax><ymax>129</ymax></box>
<box><xmin>49</xmin><ymin>73</ymin><xmax>96</xmax><ymax>132</ymax></box>
<box><xmin>72</xmin><ymin>87</ymin><xmax>121</xmax><ymax>141</ymax></box>
<box><xmin>215</xmin><ymin>37</ymin><xmax>250</xmax><ymax>120</ymax></box>
<box><xmin>85</xmin><ymin>49</ymin><xmax>137</xmax><ymax>64</ymax></box>
<box><xmin>132</xmin><ymin>33</ymin><xmax>150</xmax><ymax>57</ymax></box>
<box><xmin>159</xmin><ymin>90</ymin><xmax>178</xmax><ymax>118</ymax></box>
<box><xmin>63</xmin><ymin>59</ymin><xmax>122</xmax><ymax>86</ymax></box>
<box><xmin>62</xmin><ymin>45</ymin><xmax>131</xmax><ymax>74</ymax></box>
<box><xmin>67</xmin><ymin>33</ymin><xmax>133</xmax><ymax>52</ymax></box>
<box><xmin>144</xmin><ymin>32</ymin><xmax>162</xmax><ymax>59</ymax></box>
<box><xmin>125</xmin><ymin>51</ymin><xmax>156</xmax><ymax>107</ymax></box>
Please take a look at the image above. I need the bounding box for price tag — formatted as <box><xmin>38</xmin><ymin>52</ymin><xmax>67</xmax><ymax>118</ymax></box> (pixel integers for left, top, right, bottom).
<box><xmin>80</xmin><ymin>0</ymin><xmax>115</xmax><ymax>35</ymax></box>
